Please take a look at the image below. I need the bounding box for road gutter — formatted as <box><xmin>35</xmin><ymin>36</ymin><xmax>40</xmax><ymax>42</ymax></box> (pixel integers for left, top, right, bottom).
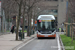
<box><xmin>57</xmin><ymin>34</ymin><xmax>61</xmax><ymax>50</ymax></box>
<box><xmin>59</xmin><ymin>36</ymin><xmax>65</xmax><ymax>50</ymax></box>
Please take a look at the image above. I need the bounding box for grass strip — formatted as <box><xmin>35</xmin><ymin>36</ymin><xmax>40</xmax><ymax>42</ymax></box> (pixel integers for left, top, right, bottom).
<box><xmin>60</xmin><ymin>35</ymin><xmax>75</xmax><ymax>50</ymax></box>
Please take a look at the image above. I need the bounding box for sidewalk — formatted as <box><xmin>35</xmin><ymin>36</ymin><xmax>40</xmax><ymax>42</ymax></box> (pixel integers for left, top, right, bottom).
<box><xmin>56</xmin><ymin>32</ymin><xmax>65</xmax><ymax>35</ymax></box>
<box><xmin>0</xmin><ymin>32</ymin><xmax>36</xmax><ymax>50</ymax></box>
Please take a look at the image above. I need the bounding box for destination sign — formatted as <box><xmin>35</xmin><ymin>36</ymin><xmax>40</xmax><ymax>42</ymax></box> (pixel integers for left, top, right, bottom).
<box><xmin>41</xmin><ymin>20</ymin><xmax>54</xmax><ymax>22</ymax></box>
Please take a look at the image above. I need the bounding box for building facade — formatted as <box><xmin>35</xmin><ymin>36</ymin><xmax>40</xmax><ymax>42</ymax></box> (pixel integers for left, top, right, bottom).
<box><xmin>37</xmin><ymin>0</ymin><xmax>67</xmax><ymax>28</ymax></box>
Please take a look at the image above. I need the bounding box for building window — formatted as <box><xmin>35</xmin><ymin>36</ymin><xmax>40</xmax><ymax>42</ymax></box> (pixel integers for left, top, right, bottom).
<box><xmin>51</xmin><ymin>9</ymin><xmax>58</xmax><ymax>13</ymax></box>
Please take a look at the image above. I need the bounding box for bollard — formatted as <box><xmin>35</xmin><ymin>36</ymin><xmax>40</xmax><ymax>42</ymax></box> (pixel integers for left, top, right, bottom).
<box><xmin>19</xmin><ymin>30</ymin><xmax>22</xmax><ymax>40</ymax></box>
<box><xmin>22</xmin><ymin>33</ymin><xmax>25</xmax><ymax>39</ymax></box>
<box><xmin>32</xmin><ymin>30</ymin><xmax>33</xmax><ymax>35</ymax></box>
<box><xmin>33</xmin><ymin>30</ymin><xmax>34</xmax><ymax>34</ymax></box>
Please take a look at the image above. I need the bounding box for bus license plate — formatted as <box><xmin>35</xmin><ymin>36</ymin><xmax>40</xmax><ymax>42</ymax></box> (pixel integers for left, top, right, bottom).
<box><xmin>45</xmin><ymin>35</ymin><xmax>48</xmax><ymax>37</ymax></box>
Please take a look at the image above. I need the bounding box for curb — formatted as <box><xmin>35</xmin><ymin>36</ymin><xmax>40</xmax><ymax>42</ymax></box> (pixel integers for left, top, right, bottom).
<box><xmin>12</xmin><ymin>34</ymin><xmax>36</xmax><ymax>50</ymax></box>
<box><xmin>59</xmin><ymin>36</ymin><xmax>65</xmax><ymax>50</ymax></box>
<box><xmin>57</xmin><ymin>34</ymin><xmax>61</xmax><ymax>50</ymax></box>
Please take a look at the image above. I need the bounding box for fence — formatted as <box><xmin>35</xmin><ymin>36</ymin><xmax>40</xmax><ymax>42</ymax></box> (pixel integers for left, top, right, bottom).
<box><xmin>0</xmin><ymin>22</ymin><xmax>12</xmax><ymax>33</ymax></box>
<box><xmin>64</xmin><ymin>23</ymin><xmax>75</xmax><ymax>39</ymax></box>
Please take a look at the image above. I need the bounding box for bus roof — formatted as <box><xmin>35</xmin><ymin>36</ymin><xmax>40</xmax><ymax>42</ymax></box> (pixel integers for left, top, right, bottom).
<box><xmin>37</xmin><ymin>15</ymin><xmax>55</xmax><ymax>20</ymax></box>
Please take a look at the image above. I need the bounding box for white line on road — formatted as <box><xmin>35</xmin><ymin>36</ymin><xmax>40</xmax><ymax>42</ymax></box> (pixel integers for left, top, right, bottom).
<box><xmin>17</xmin><ymin>38</ymin><xmax>35</xmax><ymax>50</ymax></box>
<box><xmin>56</xmin><ymin>33</ymin><xmax>61</xmax><ymax>50</ymax></box>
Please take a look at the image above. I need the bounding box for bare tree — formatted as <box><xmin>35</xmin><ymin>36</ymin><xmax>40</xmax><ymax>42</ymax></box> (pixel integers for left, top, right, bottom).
<box><xmin>66</xmin><ymin>0</ymin><xmax>75</xmax><ymax>43</ymax></box>
<box><xmin>25</xmin><ymin>0</ymin><xmax>40</xmax><ymax>36</ymax></box>
<box><xmin>22</xmin><ymin>0</ymin><xmax>27</xmax><ymax>39</ymax></box>
<box><xmin>14</xmin><ymin>0</ymin><xmax>23</xmax><ymax>40</ymax></box>
<box><xmin>2</xmin><ymin>0</ymin><xmax>40</xmax><ymax>40</ymax></box>
<box><xmin>2</xmin><ymin>0</ymin><xmax>12</xmax><ymax>31</ymax></box>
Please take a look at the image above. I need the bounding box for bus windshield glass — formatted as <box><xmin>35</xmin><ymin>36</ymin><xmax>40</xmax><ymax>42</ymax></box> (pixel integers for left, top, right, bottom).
<box><xmin>37</xmin><ymin>20</ymin><xmax>55</xmax><ymax>31</ymax></box>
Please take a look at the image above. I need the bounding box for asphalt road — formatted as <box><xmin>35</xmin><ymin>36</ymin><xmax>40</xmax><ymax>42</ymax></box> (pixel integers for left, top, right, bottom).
<box><xmin>19</xmin><ymin>37</ymin><xmax>58</xmax><ymax>50</ymax></box>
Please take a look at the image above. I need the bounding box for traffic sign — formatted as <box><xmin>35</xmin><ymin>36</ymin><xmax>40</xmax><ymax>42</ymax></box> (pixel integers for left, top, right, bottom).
<box><xmin>35</xmin><ymin>24</ymin><xmax>37</xmax><ymax>26</ymax></box>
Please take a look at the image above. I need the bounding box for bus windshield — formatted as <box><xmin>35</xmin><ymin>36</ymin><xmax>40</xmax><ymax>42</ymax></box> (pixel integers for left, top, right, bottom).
<box><xmin>37</xmin><ymin>20</ymin><xmax>55</xmax><ymax>31</ymax></box>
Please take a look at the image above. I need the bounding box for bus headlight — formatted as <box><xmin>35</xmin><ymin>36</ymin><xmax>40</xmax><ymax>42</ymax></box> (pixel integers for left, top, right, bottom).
<box><xmin>52</xmin><ymin>31</ymin><xmax>56</xmax><ymax>35</ymax></box>
<box><xmin>52</xmin><ymin>32</ymin><xmax>55</xmax><ymax>35</ymax></box>
<box><xmin>37</xmin><ymin>32</ymin><xmax>41</xmax><ymax>35</ymax></box>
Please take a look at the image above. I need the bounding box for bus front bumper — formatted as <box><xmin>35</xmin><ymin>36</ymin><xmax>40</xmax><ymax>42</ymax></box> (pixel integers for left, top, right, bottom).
<box><xmin>37</xmin><ymin>34</ymin><xmax>56</xmax><ymax>38</ymax></box>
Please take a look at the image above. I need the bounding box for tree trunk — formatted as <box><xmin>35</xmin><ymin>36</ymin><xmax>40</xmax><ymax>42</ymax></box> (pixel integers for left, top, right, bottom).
<box><xmin>27</xmin><ymin>13</ymin><xmax>30</xmax><ymax>36</ymax></box>
<box><xmin>71</xmin><ymin>25</ymin><xmax>73</xmax><ymax>41</ymax></box>
<box><xmin>8</xmin><ymin>15</ymin><xmax>10</xmax><ymax>31</ymax></box>
<box><xmin>1</xmin><ymin>16</ymin><xmax>3</xmax><ymax>32</ymax></box>
<box><xmin>16</xmin><ymin>0</ymin><xmax>22</xmax><ymax>40</ymax></box>
<box><xmin>33</xmin><ymin>13</ymin><xmax>35</xmax><ymax>31</ymax></box>
<box><xmin>30</xmin><ymin>11</ymin><xmax>32</xmax><ymax>35</ymax></box>
<box><xmin>22</xmin><ymin>8</ymin><xmax>25</xmax><ymax>39</ymax></box>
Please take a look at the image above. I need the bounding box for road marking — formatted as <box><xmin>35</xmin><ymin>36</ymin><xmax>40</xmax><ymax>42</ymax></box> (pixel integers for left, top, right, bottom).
<box><xmin>56</xmin><ymin>33</ymin><xmax>61</xmax><ymax>50</ymax></box>
<box><xmin>17</xmin><ymin>38</ymin><xmax>35</xmax><ymax>50</ymax></box>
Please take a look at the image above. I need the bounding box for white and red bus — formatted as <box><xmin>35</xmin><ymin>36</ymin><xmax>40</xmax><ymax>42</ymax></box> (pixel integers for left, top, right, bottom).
<box><xmin>37</xmin><ymin>15</ymin><xmax>56</xmax><ymax>38</ymax></box>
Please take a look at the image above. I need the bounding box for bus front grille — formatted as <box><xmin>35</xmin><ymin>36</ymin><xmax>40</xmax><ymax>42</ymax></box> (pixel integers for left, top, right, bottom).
<box><xmin>41</xmin><ymin>33</ymin><xmax>51</xmax><ymax>34</ymax></box>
